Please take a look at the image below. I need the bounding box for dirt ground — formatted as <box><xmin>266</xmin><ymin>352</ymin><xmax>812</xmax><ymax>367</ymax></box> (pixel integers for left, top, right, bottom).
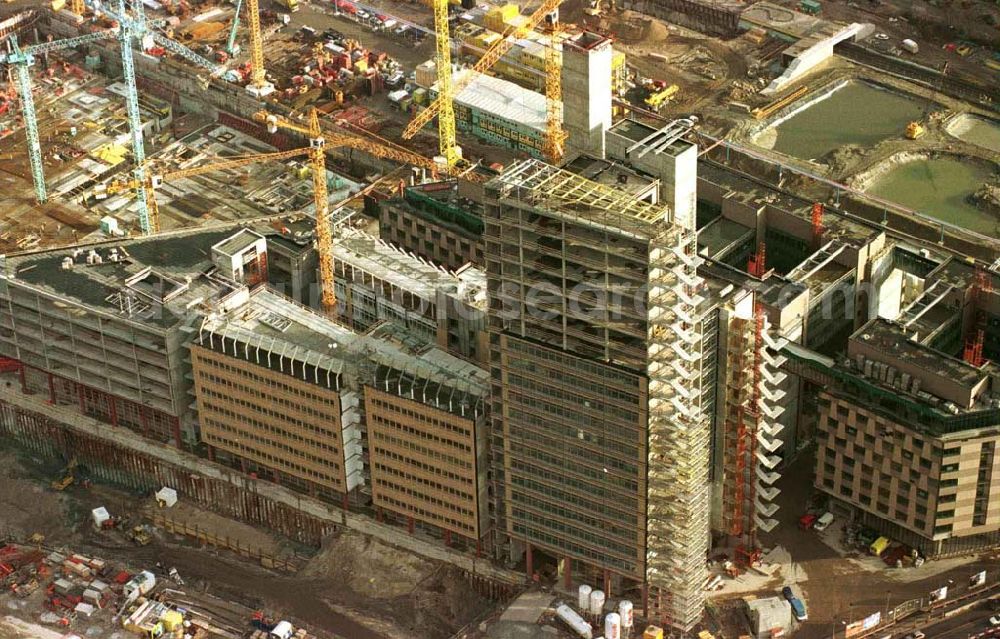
<box><xmin>0</xmin><ymin>449</ymin><xmax>496</xmax><ymax>639</ymax></box>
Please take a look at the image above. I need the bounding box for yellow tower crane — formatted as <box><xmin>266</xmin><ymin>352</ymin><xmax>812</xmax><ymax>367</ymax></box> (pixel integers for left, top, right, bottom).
<box><xmin>543</xmin><ymin>18</ymin><xmax>566</xmax><ymax>164</ymax></box>
<box><xmin>431</xmin><ymin>0</ymin><xmax>459</xmax><ymax>169</ymax></box>
<box><xmin>403</xmin><ymin>0</ymin><xmax>562</xmax><ymax>143</ymax></box>
<box><xmin>245</xmin><ymin>0</ymin><xmax>274</xmax><ymax>96</ymax></box>
<box><xmin>256</xmin><ymin>109</ymin><xmax>336</xmax><ymax>311</ymax></box>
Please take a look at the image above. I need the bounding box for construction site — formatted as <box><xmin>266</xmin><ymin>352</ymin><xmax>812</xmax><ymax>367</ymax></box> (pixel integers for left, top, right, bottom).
<box><xmin>0</xmin><ymin>0</ymin><xmax>998</xmax><ymax>637</ymax></box>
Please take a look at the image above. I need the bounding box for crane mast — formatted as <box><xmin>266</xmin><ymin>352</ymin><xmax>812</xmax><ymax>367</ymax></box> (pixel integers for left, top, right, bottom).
<box><xmin>306</xmin><ymin>109</ymin><xmax>336</xmax><ymax>312</ymax></box>
<box><xmin>225</xmin><ymin>0</ymin><xmax>244</xmax><ymax>55</ymax></box>
<box><xmin>431</xmin><ymin>0</ymin><xmax>459</xmax><ymax>168</ymax></box>
<box><xmin>543</xmin><ymin>19</ymin><xmax>566</xmax><ymax>164</ymax></box>
<box><xmin>6</xmin><ymin>37</ymin><xmax>45</xmax><ymax>203</ymax></box>
<box><xmin>245</xmin><ymin>0</ymin><xmax>273</xmax><ymax>96</ymax></box>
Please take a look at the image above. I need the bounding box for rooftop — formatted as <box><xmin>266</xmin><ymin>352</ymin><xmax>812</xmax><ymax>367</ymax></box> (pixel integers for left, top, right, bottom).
<box><xmin>333</xmin><ymin>228</ymin><xmax>488</xmax><ymax>309</ymax></box>
<box><xmin>433</xmin><ymin>70</ymin><xmax>551</xmax><ymax>134</ymax></box>
<box><xmin>489</xmin><ymin>159</ymin><xmax>674</xmax><ymax>237</ymax></box>
<box><xmin>4</xmin><ymin>229</ymin><xmax>242</xmax><ymax>330</ymax></box>
<box><xmin>198</xmin><ymin>288</ymin><xmax>488</xmax><ymax>416</ymax></box>
<box><xmin>851</xmin><ymin>319</ymin><xmax>988</xmax><ymax>390</ymax></box>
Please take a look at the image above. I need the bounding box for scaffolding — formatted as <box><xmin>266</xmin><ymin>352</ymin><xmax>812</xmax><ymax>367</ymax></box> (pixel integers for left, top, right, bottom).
<box><xmin>721</xmin><ymin>304</ymin><xmax>786</xmax><ymax>565</ymax></box>
<box><xmin>645</xmin><ymin>225</ymin><xmax>710</xmax><ymax>631</ymax></box>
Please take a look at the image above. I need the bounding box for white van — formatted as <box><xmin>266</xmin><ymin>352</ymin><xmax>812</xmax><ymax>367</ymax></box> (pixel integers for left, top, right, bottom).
<box><xmin>813</xmin><ymin>512</ymin><xmax>834</xmax><ymax>531</ymax></box>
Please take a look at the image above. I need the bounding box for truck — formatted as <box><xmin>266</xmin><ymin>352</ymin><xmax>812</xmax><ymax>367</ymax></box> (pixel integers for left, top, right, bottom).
<box><xmin>274</xmin><ymin>0</ymin><xmax>298</xmax><ymax>12</ymax></box>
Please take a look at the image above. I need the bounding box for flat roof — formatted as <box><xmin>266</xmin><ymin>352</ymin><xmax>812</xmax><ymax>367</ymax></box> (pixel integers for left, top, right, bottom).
<box><xmin>199</xmin><ymin>288</ymin><xmax>487</xmax><ymax>415</ymax></box>
<box><xmin>434</xmin><ymin>70</ymin><xmax>550</xmax><ymax>134</ymax></box>
<box><xmin>852</xmin><ymin>319</ymin><xmax>985</xmax><ymax>388</ymax></box>
<box><xmin>5</xmin><ymin>229</ymin><xmax>240</xmax><ymax>330</ymax></box>
<box><xmin>334</xmin><ymin>228</ymin><xmax>488</xmax><ymax>309</ymax></box>
<box><xmin>489</xmin><ymin>159</ymin><xmax>674</xmax><ymax>235</ymax></box>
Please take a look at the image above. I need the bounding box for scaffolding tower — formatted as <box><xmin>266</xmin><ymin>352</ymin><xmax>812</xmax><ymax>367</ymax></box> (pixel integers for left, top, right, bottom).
<box><xmin>645</xmin><ymin>225</ymin><xmax>711</xmax><ymax>631</ymax></box>
<box><xmin>722</xmin><ymin>305</ymin><xmax>786</xmax><ymax>565</ymax></box>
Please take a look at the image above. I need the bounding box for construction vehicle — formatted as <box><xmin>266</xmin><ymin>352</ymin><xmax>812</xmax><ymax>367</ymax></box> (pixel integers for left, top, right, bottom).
<box><xmin>125</xmin><ymin>526</ymin><xmax>152</xmax><ymax>547</ymax></box>
<box><xmin>644</xmin><ymin>83</ymin><xmax>679</xmax><ymax>110</ymax></box>
<box><xmin>906</xmin><ymin>61</ymin><xmax>946</xmax><ymax>141</ymax></box>
<box><xmin>50</xmin><ymin>458</ymin><xmax>78</xmax><ymax>491</ymax></box>
<box><xmin>904</xmin><ymin>121</ymin><xmax>925</xmax><ymax>139</ymax></box>
<box><xmin>274</xmin><ymin>0</ymin><xmax>298</xmax><ymax>12</ymax></box>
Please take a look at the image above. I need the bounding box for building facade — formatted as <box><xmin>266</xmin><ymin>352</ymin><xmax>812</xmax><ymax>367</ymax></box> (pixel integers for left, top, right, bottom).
<box><xmin>379</xmin><ymin>181</ymin><xmax>485</xmax><ymax>272</ymax></box>
<box><xmin>485</xmin><ymin>159</ymin><xmax>712</xmax><ymax>630</ymax></box>
<box><xmin>803</xmin><ymin>318</ymin><xmax>1000</xmax><ymax>557</ymax></box>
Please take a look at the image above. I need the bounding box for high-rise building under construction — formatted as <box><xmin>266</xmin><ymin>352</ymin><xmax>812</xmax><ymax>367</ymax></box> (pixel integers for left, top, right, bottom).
<box><xmin>484</xmin><ymin>157</ymin><xmax>712</xmax><ymax>629</ymax></box>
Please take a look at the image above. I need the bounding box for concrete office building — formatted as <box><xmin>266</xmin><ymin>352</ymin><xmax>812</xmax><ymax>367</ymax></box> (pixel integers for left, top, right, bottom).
<box><xmin>190</xmin><ymin>273</ymin><xmax>490</xmax><ymax>544</ymax></box>
<box><xmin>332</xmin><ymin>227</ymin><xmax>489</xmax><ymax>364</ymax></box>
<box><xmin>484</xmin><ymin>158</ymin><xmax>713</xmax><ymax>630</ymax></box>
<box><xmin>0</xmin><ymin>229</ymin><xmax>248</xmax><ymax>448</ymax></box>
<box><xmin>378</xmin><ymin>181</ymin><xmax>485</xmax><ymax>272</ymax></box>
<box><xmin>790</xmin><ymin>261</ymin><xmax>1000</xmax><ymax>557</ymax></box>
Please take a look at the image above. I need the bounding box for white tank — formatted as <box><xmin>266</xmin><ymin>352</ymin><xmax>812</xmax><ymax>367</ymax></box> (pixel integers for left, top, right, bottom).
<box><xmin>618</xmin><ymin>600</ymin><xmax>634</xmax><ymax>628</ymax></box>
<box><xmin>578</xmin><ymin>584</ymin><xmax>593</xmax><ymax>611</ymax></box>
<box><xmin>589</xmin><ymin>589</ymin><xmax>606</xmax><ymax>617</ymax></box>
<box><xmin>604</xmin><ymin>612</ymin><xmax>621</xmax><ymax>639</ymax></box>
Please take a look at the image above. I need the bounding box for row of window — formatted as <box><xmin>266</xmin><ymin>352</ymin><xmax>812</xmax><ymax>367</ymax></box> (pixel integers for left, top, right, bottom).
<box><xmin>206</xmin><ymin>429</ymin><xmax>342</xmax><ymax>485</ymax></box>
<box><xmin>508</xmin><ymin>440</ymin><xmax>640</xmax><ymax>493</ymax></box>
<box><xmin>195</xmin><ymin>351</ymin><xmax>337</xmax><ymax>406</ymax></box>
<box><xmin>507</xmin><ymin>414</ymin><xmax>640</xmax><ymax>476</ymax></box>
<box><xmin>369</xmin><ymin>429</ymin><xmax>472</xmax><ymax>470</ymax></box>
<box><xmin>367</xmin><ymin>395</ymin><xmax>473</xmax><ymax>440</ymax></box>
<box><xmin>367</xmin><ymin>410</ymin><xmax>473</xmax><ymax>455</ymax></box>
<box><xmin>198</xmin><ymin>385</ymin><xmax>340</xmax><ymax>439</ymax></box>
<box><xmin>375</xmin><ymin>447</ymin><xmax>473</xmax><ymax>485</ymax></box>
<box><xmin>375</xmin><ymin>477</ymin><xmax>474</xmax><ymax>518</ymax></box>
<box><xmin>201</xmin><ymin>406</ymin><xmax>342</xmax><ymax>467</ymax></box>
<box><xmin>377</xmin><ymin>494</ymin><xmax>475</xmax><ymax>535</ymax></box>
<box><xmin>372</xmin><ymin>459</ymin><xmax>476</xmax><ymax>501</ymax></box>
<box><xmin>510</xmin><ymin>489</ymin><xmax>634</xmax><ymax>540</ymax></box>
<box><xmin>197</xmin><ymin>372</ymin><xmax>340</xmax><ymax>425</ymax></box>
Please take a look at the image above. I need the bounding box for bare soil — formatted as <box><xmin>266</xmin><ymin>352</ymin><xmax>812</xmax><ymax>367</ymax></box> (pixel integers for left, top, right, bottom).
<box><xmin>0</xmin><ymin>448</ymin><xmax>496</xmax><ymax>639</ymax></box>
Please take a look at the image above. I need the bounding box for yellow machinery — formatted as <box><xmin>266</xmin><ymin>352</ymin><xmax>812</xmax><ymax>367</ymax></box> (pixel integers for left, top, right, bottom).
<box><xmin>403</xmin><ymin>0</ymin><xmax>562</xmax><ymax>146</ymax></box>
<box><xmin>50</xmin><ymin>457</ymin><xmax>77</xmax><ymax>491</ymax></box>
<box><xmin>644</xmin><ymin>84</ymin><xmax>679</xmax><ymax>110</ymax></box>
<box><xmin>543</xmin><ymin>19</ymin><xmax>567</xmax><ymax>164</ymax></box>
<box><xmin>431</xmin><ymin>0</ymin><xmax>460</xmax><ymax>168</ymax></box>
<box><xmin>258</xmin><ymin>109</ymin><xmax>337</xmax><ymax>312</ymax></box>
<box><xmin>904</xmin><ymin>121</ymin><xmax>925</xmax><ymax>140</ymax></box>
<box><xmin>751</xmin><ymin>85</ymin><xmax>808</xmax><ymax>120</ymax></box>
<box><xmin>245</xmin><ymin>0</ymin><xmax>271</xmax><ymax>95</ymax></box>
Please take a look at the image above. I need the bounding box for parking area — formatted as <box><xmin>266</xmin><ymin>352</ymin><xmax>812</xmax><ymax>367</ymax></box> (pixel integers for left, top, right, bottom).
<box><xmin>708</xmin><ymin>448</ymin><xmax>1000</xmax><ymax>639</ymax></box>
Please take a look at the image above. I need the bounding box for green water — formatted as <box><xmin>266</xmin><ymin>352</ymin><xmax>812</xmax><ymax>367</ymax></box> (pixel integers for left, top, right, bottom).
<box><xmin>949</xmin><ymin>116</ymin><xmax>1000</xmax><ymax>153</ymax></box>
<box><xmin>771</xmin><ymin>82</ymin><xmax>926</xmax><ymax>160</ymax></box>
<box><xmin>867</xmin><ymin>158</ymin><xmax>998</xmax><ymax>235</ymax></box>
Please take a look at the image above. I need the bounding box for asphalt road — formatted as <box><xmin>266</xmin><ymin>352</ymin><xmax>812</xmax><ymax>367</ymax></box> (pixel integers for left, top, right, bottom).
<box><xmin>923</xmin><ymin>607</ymin><xmax>1000</xmax><ymax>639</ymax></box>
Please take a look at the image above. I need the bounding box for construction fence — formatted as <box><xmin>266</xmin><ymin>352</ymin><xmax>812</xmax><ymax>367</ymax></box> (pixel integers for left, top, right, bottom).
<box><xmin>150</xmin><ymin>513</ymin><xmax>307</xmax><ymax>574</ymax></box>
